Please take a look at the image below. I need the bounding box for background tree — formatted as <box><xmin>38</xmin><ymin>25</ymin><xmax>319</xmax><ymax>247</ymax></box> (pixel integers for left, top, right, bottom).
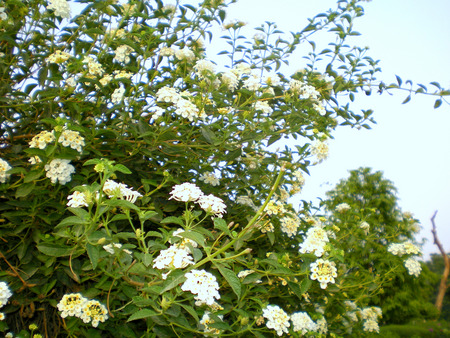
<box><xmin>321</xmin><ymin>167</ymin><xmax>439</xmax><ymax>324</ymax></box>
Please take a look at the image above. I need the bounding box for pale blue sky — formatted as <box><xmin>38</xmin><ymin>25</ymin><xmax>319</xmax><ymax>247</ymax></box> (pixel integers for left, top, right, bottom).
<box><xmin>217</xmin><ymin>0</ymin><xmax>450</xmax><ymax>259</ymax></box>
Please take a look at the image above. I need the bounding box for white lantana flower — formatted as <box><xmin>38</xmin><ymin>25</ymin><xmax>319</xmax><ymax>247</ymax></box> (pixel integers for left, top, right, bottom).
<box><xmin>57</xmin><ymin>293</ymin><xmax>88</xmax><ymax>318</ymax></box>
<box><xmin>262</xmin><ymin>305</ymin><xmax>290</xmax><ymax>336</ymax></box>
<box><xmin>310</xmin><ymin>259</ymin><xmax>338</xmax><ymax>289</ymax></box>
<box><xmin>181</xmin><ymin>269</ymin><xmax>220</xmax><ymax>306</ymax></box>
<box><xmin>67</xmin><ymin>191</ymin><xmax>89</xmax><ymax>208</ymax></box>
<box><xmin>58</xmin><ymin>129</ymin><xmax>85</xmax><ymax>153</ymax></box>
<box><xmin>404</xmin><ymin>257</ymin><xmax>422</xmax><ymax>277</ymax></box>
<box><xmin>47</xmin><ymin>0</ymin><xmax>71</xmax><ymax>18</ymax></box>
<box><xmin>79</xmin><ymin>299</ymin><xmax>108</xmax><ymax>328</ymax></box>
<box><xmin>197</xmin><ymin>194</ymin><xmax>227</xmax><ymax>217</ymax></box>
<box><xmin>199</xmin><ymin>171</ymin><xmax>220</xmax><ymax>186</ymax></box>
<box><xmin>291</xmin><ymin>312</ymin><xmax>317</xmax><ymax>335</ymax></box>
<box><xmin>29</xmin><ymin>131</ymin><xmax>55</xmax><ymax>149</ymax></box>
<box><xmin>0</xmin><ymin>158</ymin><xmax>12</xmax><ymax>184</ymax></box>
<box><xmin>169</xmin><ymin>183</ymin><xmax>203</xmax><ymax>202</ymax></box>
<box><xmin>111</xmin><ymin>85</ymin><xmax>126</xmax><ymax>104</ymax></box>
<box><xmin>0</xmin><ymin>281</ymin><xmax>12</xmax><ymax>308</ymax></box>
<box><xmin>335</xmin><ymin>202</ymin><xmax>351</xmax><ymax>213</ymax></box>
<box><xmin>113</xmin><ymin>45</ymin><xmax>134</xmax><ymax>64</ymax></box>
<box><xmin>45</xmin><ymin>159</ymin><xmax>75</xmax><ymax>185</ymax></box>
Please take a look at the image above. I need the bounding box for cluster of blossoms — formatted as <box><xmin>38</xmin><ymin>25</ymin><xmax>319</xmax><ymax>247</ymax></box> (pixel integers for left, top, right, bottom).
<box><xmin>404</xmin><ymin>257</ymin><xmax>422</xmax><ymax>277</ymax></box>
<box><xmin>310</xmin><ymin>140</ymin><xmax>329</xmax><ymax>163</ymax></box>
<box><xmin>359</xmin><ymin>221</ymin><xmax>370</xmax><ymax>234</ymax></box>
<box><xmin>29</xmin><ymin>128</ymin><xmax>85</xmax><ymax>154</ymax></box>
<box><xmin>67</xmin><ymin>190</ymin><xmax>89</xmax><ymax>208</ymax></box>
<box><xmin>103</xmin><ymin>179</ymin><xmax>143</xmax><ymax>203</ymax></box>
<box><xmin>194</xmin><ymin>59</ymin><xmax>215</xmax><ymax>79</ymax></box>
<box><xmin>200</xmin><ymin>311</ymin><xmax>223</xmax><ymax>335</ymax></box>
<box><xmin>169</xmin><ymin>183</ymin><xmax>227</xmax><ymax>217</ymax></box>
<box><xmin>199</xmin><ymin>171</ymin><xmax>220</xmax><ymax>186</ymax></box>
<box><xmin>103</xmin><ymin>243</ymin><xmax>132</xmax><ymax>256</ymax></box>
<box><xmin>181</xmin><ymin>269</ymin><xmax>220</xmax><ymax>306</ymax></box>
<box><xmin>310</xmin><ymin>259</ymin><xmax>338</xmax><ymax>289</ymax></box>
<box><xmin>359</xmin><ymin>306</ymin><xmax>382</xmax><ymax>333</ymax></box>
<box><xmin>335</xmin><ymin>202</ymin><xmax>351</xmax><ymax>213</ymax></box>
<box><xmin>152</xmin><ymin>229</ymin><xmax>198</xmax><ymax>278</ymax></box>
<box><xmin>289</xmin><ymin>79</ymin><xmax>326</xmax><ymax>115</ymax></box>
<box><xmin>262</xmin><ymin>305</ymin><xmax>322</xmax><ymax>336</ymax></box>
<box><xmin>280</xmin><ymin>216</ymin><xmax>300</xmax><ymax>237</ymax></box>
<box><xmin>299</xmin><ymin>225</ymin><xmax>330</xmax><ymax>257</ymax></box>
<box><xmin>0</xmin><ymin>281</ymin><xmax>12</xmax><ymax>321</ymax></box>
<box><xmin>0</xmin><ymin>158</ymin><xmax>12</xmax><ymax>183</ymax></box>
<box><xmin>47</xmin><ymin>0</ymin><xmax>71</xmax><ymax>18</ymax></box>
<box><xmin>235</xmin><ymin>195</ymin><xmax>257</xmax><ymax>210</ymax></box>
<box><xmin>45</xmin><ymin>159</ymin><xmax>75</xmax><ymax>185</ymax></box>
<box><xmin>155</xmin><ymin>86</ymin><xmax>204</xmax><ymax>122</ymax></box>
<box><xmin>113</xmin><ymin>45</ymin><xmax>134</xmax><ymax>64</ymax></box>
<box><xmin>175</xmin><ymin>47</ymin><xmax>196</xmax><ymax>62</ymax></box>
<box><xmin>82</xmin><ymin>56</ymin><xmax>104</xmax><ymax>77</ymax></box>
<box><xmin>46</xmin><ymin>50</ymin><xmax>71</xmax><ymax>64</ymax></box>
<box><xmin>265</xmin><ymin>199</ymin><xmax>287</xmax><ymax>216</ymax></box>
<box><xmin>57</xmin><ymin>293</ymin><xmax>108</xmax><ymax>328</ymax></box>
<box><xmin>111</xmin><ymin>85</ymin><xmax>126</xmax><ymax>104</ymax></box>
<box><xmin>387</xmin><ymin>241</ymin><xmax>421</xmax><ymax>256</ymax></box>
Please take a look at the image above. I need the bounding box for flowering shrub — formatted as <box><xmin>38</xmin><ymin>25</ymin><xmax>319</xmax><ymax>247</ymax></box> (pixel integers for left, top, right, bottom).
<box><xmin>0</xmin><ymin>0</ymin><xmax>444</xmax><ymax>336</ymax></box>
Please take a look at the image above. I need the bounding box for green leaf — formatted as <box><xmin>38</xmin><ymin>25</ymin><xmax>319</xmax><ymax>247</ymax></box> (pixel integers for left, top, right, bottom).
<box><xmin>395</xmin><ymin>75</ymin><xmax>402</xmax><ymax>86</ymax></box>
<box><xmin>37</xmin><ymin>243</ymin><xmax>74</xmax><ymax>257</ymax></box>
<box><xmin>434</xmin><ymin>99</ymin><xmax>442</xmax><ymax>109</ymax></box>
<box><xmin>179</xmin><ymin>303</ymin><xmax>199</xmax><ymax>322</ymax></box>
<box><xmin>299</xmin><ymin>278</ymin><xmax>312</xmax><ymax>294</ymax></box>
<box><xmin>127</xmin><ymin>309</ymin><xmax>160</xmax><ymax>322</ymax></box>
<box><xmin>15</xmin><ymin>182</ymin><xmax>35</xmax><ymax>198</ymax></box>
<box><xmin>160</xmin><ymin>216</ymin><xmax>185</xmax><ymax>227</ymax></box>
<box><xmin>216</xmin><ymin>264</ymin><xmax>241</xmax><ymax>299</ymax></box>
<box><xmin>24</xmin><ymin>169</ymin><xmax>43</xmax><ymax>183</ymax></box>
<box><xmin>214</xmin><ymin>218</ymin><xmax>231</xmax><ymax>236</ymax></box>
<box><xmin>113</xmin><ymin>164</ymin><xmax>132</xmax><ymax>174</ymax></box>
<box><xmin>402</xmin><ymin>95</ymin><xmax>411</xmax><ymax>104</ymax></box>
<box><xmin>103</xmin><ymin>199</ymin><xmax>140</xmax><ymax>212</ymax></box>
<box><xmin>86</xmin><ymin>243</ymin><xmax>100</xmax><ymax>270</ymax></box>
<box><xmin>200</xmin><ymin>126</ymin><xmax>219</xmax><ymax>145</ymax></box>
<box><xmin>178</xmin><ymin>231</ymin><xmax>205</xmax><ymax>247</ymax></box>
<box><xmin>159</xmin><ymin>270</ymin><xmax>186</xmax><ymax>294</ymax></box>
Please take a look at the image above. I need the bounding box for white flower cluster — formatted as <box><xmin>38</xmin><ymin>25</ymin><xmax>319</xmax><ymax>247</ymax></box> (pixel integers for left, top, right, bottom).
<box><xmin>175</xmin><ymin>47</ymin><xmax>196</xmax><ymax>61</ymax></box>
<box><xmin>199</xmin><ymin>171</ymin><xmax>220</xmax><ymax>186</ymax></box>
<box><xmin>46</xmin><ymin>50</ymin><xmax>71</xmax><ymax>64</ymax></box>
<box><xmin>194</xmin><ymin>59</ymin><xmax>215</xmax><ymax>79</ymax></box>
<box><xmin>0</xmin><ymin>7</ymin><xmax>7</xmax><ymax>21</ymax></box>
<box><xmin>254</xmin><ymin>100</ymin><xmax>273</xmax><ymax>115</ymax></box>
<box><xmin>359</xmin><ymin>306</ymin><xmax>382</xmax><ymax>333</ymax></box>
<box><xmin>47</xmin><ymin>0</ymin><xmax>71</xmax><ymax>18</ymax></box>
<box><xmin>0</xmin><ymin>281</ymin><xmax>12</xmax><ymax>320</ymax></box>
<box><xmin>310</xmin><ymin>140</ymin><xmax>329</xmax><ymax>163</ymax></box>
<box><xmin>299</xmin><ymin>226</ymin><xmax>329</xmax><ymax>257</ymax></box>
<box><xmin>265</xmin><ymin>200</ymin><xmax>286</xmax><ymax>216</ymax></box>
<box><xmin>387</xmin><ymin>241</ymin><xmax>421</xmax><ymax>256</ymax></box>
<box><xmin>113</xmin><ymin>45</ymin><xmax>134</xmax><ymax>64</ymax></box>
<box><xmin>29</xmin><ymin>131</ymin><xmax>56</xmax><ymax>149</ymax></box>
<box><xmin>0</xmin><ymin>158</ymin><xmax>12</xmax><ymax>183</ymax></box>
<box><xmin>103</xmin><ymin>243</ymin><xmax>132</xmax><ymax>255</ymax></box>
<box><xmin>359</xmin><ymin>221</ymin><xmax>370</xmax><ymax>234</ymax></box>
<box><xmin>404</xmin><ymin>257</ymin><xmax>422</xmax><ymax>277</ymax></box>
<box><xmin>200</xmin><ymin>311</ymin><xmax>222</xmax><ymax>335</ymax></box>
<box><xmin>335</xmin><ymin>202</ymin><xmax>351</xmax><ymax>213</ymax></box>
<box><xmin>103</xmin><ymin>179</ymin><xmax>142</xmax><ymax>203</ymax></box>
<box><xmin>181</xmin><ymin>269</ymin><xmax>220</xmax><ymax>306</ymax></box>
<box><xmin>45</xmin><ymin>159</ymin><xmax>75</xmax><ymax>185</ymax></box>
<box><xmin>58</xmin><ymin>129</ymin><xmax>85</xmax><ymax>153</ymax></box>
<box><xmin>262</xmin><ymin>305</ymin><xmax>290</xmax><ymax>336</ymax></box>
<box><xmin>280</xmin><ymin>216</ymin><xmax>300</xmax><ymax>237</ymax></box>
<box><xmin>67</xmin><ymin>190</ymin><xmax>89</xmax><ymax>208</ymax></box>
<box><xmin>155</xmin><ymin>86</ymin><xmax>204</xmax><ymax>122</ymax></box>
<box><xmin>111</xmin><ymin>85</ymin><xmax>126</xmax><ymax>104</ymax></box>
<box><xmin>169</xmin><ymin>183</ymin><xmax>227</xmax><ymax>217</ymax></box>
<box><xmin>221</xmin><ymin>70</ymin><xmax>239</xmax><ymax>91</ymax></box>
<box><xmin>57</xmin><ymin>293</ymin><xmax>108</xmax><ymax>328</ymax></box>
<box><xmin>235</xmin><ymin>195</ymin><xmax>257</xmax><ymax>210</ymax></box>
<box><xmin>243</xmin><ymin>74</ymin><xmax>262</xmax><ymax>91</ymax></box>
<box><xmin>310</xmin><ymin>259</ymin><xmax>338</xmax><ymax>289</ymax></box>
<box><xmin>82</xmin><ymin>56</ymin><xmax>104</xmax><ymax>77</ymax></box>
<box><xmin>291</xmin><ymin>311</ymin><xmax>317</xmax><ymax>335</ymax></box>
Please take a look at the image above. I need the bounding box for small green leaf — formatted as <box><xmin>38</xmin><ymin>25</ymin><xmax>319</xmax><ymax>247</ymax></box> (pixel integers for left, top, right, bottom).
<box><xmin>214</xmin><ymin>218</ymin><xmax>231</xmax><ymax>236</ymax></box>
<box><xmin>86</xmin><ymin>243</ymin><xmax>100</xmax><ymax>270</ymax></box>
<box><xmin>37</xmin><ymin>243</ymin><xmax>74</xmax><ymax>257</ymax></box>
<box><xmin>103</xmin><ymin>199</ymin><xmax>140</xmax><ymax>212</ymax></box>
<box><xmin>160</xmin><ymin>216</ymin><xmax>185</xmax><ymax>227</ymax></box>
<box><xmin>127</xmin><ymin>309</ymin><xmax>160</xmax><ymax>322</ymax></box>
<box><xmin>216</xmin><ymin>264</ymin><xmax>241</xmax><ymax>299</ymax></box>
<box><xmin>395</xmin><ymin>75</ymin><xmax>402</xmax><ymax>86</ymax></box>
<box><xmin>402</xmin><ymin>95</ymin><xmax>411</xmax><ymax>104</ymax></box>
<box><xmin>177</xmin><ymin>231</ymin><xmax>205</xmax><ymax>247</ymax></box>
<box><xmin>15</xmin><ymin>182</ymin><xmax>35</xmax><ymax>198</ymax></box>
<box><xmin>24</xmin><ymin>169</ymin><xmax>43</xmax><ymax>183</ymax></box>
<box><xmin>159</xmin><ymin>270</ymin><xmax>186</xmax><ymax>294</ymax></box>
<box><xmin>434</xmin><ymin>99</ymin><xmax>442</xmax><ymax>109</ymax></box>
<box><xmin>113</xmin><ymin>164</ymin><xmax>132</xmax><ymax>174</ymax></box>
<box><xmin>179</xmin><ymin>303</ymin><xmax>199</xmax><ymax>322</ymax></box>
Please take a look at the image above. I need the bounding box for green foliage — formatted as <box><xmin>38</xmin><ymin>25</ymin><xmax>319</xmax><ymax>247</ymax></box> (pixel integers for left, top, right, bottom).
<box><xmin>0</xmin><ymin>0</ymin><xmax>445</xmax><ymax>336</ymax></box>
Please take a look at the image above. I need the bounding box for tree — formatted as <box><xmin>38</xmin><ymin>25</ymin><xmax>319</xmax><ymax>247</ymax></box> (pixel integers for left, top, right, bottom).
<box><xmin>321</xmin><ymin>167</ymin><xmax>439</xmax><ymax>324</ymax></box>
<box><xmin>0</xmin><ymin>0</ymin><xmax>446</xmax><ymax>336</ymax></box>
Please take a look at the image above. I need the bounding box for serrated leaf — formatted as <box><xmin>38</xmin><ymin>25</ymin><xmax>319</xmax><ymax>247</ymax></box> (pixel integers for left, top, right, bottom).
<box><xmin>160</xmin><ymin>216</ymin><xmax>185</xmax><ymax>227</ymax></box>
<box><xmin>86</xmin><ymin>243</ymin><xmax>100</xmax><ymax>270</ymax></box>
<box><xmin>213</xmin><ymin>218</ymin><xmax>231</xmax><ymax>236</ymax></box>
<box><xmin>179</xmin><ymin>303</ymin><xmax>199</xmax><ymax>322</ymax></box>
<box><xmin>15</xmin><ymin>182</ymin><xmax>35</xmax><ymax>198</ymax></box>
<box><xmin>113</xmin><ymin>164</ymin><xmax>132</xmax><ymax>174</ymax></box>
<box><xmin>159</xmin><ymin>270</ymin><xmax>186</xmax><ymax>294</ymax></box>
<box><xmin>37</xmin><ymin>243</ymin><xmax>74</xmax><ymax>257</ymax></box>
<box><xmin>177</xmin><ymin>231</ymin><xmax>205</xmax><ymax>247</ymax></box>
<box><xmin>215</xmin><ymin>264</ymin><xmax>241</xmax><ymax>299</ymax></box>
<box><xmin>127</xmin><ymin>309</ymin><xmax>160</xmax><ymax>322</ymax></box>
<box><xmin>24</xmin><ymin>169</ymin><xmax>43</xmax><ymax>183</ymax></box>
